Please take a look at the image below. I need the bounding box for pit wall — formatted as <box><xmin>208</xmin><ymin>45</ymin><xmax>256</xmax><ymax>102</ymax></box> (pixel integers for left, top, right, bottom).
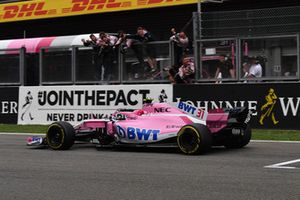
<box><xmin>1</xmin><ymin>83</ymin><xmax>300</xmax><ymax>129</ymax></box>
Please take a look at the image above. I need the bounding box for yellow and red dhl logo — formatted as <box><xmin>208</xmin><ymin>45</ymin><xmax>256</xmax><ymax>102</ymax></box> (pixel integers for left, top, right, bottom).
<box><xmin>69</xmin><ymin>0</ymin><xmax>185</xmax><ymax>12</ymax></box>
<box><xmin>70</xmin><ymin>0</ymin><xmax>131</xmax><ymax>12</ymax></box>
<box><xmin>2</xmin><ymin>2</ymin><xmax>48</xmax><ymax>19</ymax></box>
<box><xmin>138</xmin><ymin>0</ymin><xmax>184</xmax><ymax>5</ymax></box>
<box><xmin>0</xmin><ymin>0</ymin><xmax>197</xmax><ymax>22</ymax></box>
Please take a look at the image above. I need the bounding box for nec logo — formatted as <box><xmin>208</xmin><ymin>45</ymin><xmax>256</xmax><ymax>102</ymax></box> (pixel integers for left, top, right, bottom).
<box><xmin>70</xmin><ymin>0</ymin><xmax>130</xmax><ymax>12</ymax></box>
<box><xmin>2</xmin><ymin>2</ymin><xmax>48</xmax><ymax>19</ymax></box>
<box><xmin>154</xmin><ymin>107</ymin><xmax>170</xmax><ymax>113</ymax></box>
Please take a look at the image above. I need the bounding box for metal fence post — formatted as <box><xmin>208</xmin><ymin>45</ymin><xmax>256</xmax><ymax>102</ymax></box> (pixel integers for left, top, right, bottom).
<box><xmin>237</xmin><ymin>38</ymin><xmax>241</xmax><ymax>81</ymax></box>
<box><xmin>39</xmin><ymin>48</ymin><xmax>43</xmax><ymax>86</ymax></box>
<box><xmin>298</xmin><ymin>34</ymin><xmax>300</xmax><ymax>81</ymax></box>
<box><xmin>170</xmin><ymin>41</ymin><xmax>175</xmax><ymax>67</ymax></box>
<box><xmin>19</xmin><ymin>47</ymin><xmax>26</xmax><ymax>86</ymax></box>
<box><xmin>193</xmin><ymin>12</ymin><xmax>201</xmax><ymax>80</ymax></box>
<box><xmin>72</xmin><ymin>46</ymin><xmax>77</xmax><ymax>85</ymax></box>
<box><xmin>119</xmin><ymin>45</ymin><xmax>124</xmax><ymax>84</ymax></box>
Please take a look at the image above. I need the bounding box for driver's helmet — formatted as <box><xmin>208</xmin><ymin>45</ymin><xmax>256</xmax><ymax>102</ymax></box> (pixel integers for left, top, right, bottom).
<box><xmin>143</xmin><ymin>97</ymin><xmax>153</xmax><ymax>104</ymax></box>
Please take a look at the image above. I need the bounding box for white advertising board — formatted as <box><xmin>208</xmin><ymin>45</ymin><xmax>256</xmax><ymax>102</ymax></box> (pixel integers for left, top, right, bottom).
<box><xmin>18</xmin><ymin>85</ymin><xmax>173</xmax><ymax>125</ymax></box>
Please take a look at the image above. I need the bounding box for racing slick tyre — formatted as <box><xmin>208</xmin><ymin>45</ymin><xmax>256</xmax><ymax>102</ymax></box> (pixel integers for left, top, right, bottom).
<box><xmin>224</xmin><ymin>124</ymin><xmax>252</xmax><ymax>149</ymax></box>
<box><xmin>46</xmin><ymin>121</ymin><xmax>75</xmax><ymax>150</ymax></box>
<box><xmin>177</xmin><ymin>124</ymin><xmax>212</xmax><ymax>155</ymax></box>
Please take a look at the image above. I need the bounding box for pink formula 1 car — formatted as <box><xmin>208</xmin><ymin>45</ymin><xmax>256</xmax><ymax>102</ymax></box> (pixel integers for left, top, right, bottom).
<box><xmin>27</xmin><ymin>101</ymin><xmax>252</xmax><ymax>155</ymax></box>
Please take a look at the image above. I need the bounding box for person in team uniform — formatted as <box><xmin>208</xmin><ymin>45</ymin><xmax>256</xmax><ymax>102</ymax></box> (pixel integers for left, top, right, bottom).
<box><xmin>170</xmin><ymin>28</ymin><xmax>189</xmax><ymax>69</ymax></box>
<box><xmin>97</xmin><ymin>32</ymin><xmax>117</xmax><ymax>81</ymax></box>
<box><xmin>82</xmin><ymin>34</ymin><xmax>101</xmax><ymax>80</ymax></box>
<box><xmin>127</xmin><ymin>27</ymin><xmax>157</xmax><ymax>76</ymax></box>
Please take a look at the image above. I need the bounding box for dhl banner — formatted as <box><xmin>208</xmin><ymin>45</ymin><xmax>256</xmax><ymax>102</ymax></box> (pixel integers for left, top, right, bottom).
<box><xmin>0</xmin><ymin>0</ymin><xmax>198</xmax><ymax>23</ymax></box>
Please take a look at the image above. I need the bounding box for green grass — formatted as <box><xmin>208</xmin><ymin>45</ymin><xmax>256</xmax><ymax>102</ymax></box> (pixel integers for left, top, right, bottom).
<box><xmin>252</xmin><ymin>129</ymin><xmax>300</xmax><ymax>141</ymax></box>
<box><xmin>0</xmin><ymin>124</ymin><xmax>299</xmax><ymax>141</ymax></box>
<box><xmin>0</xmin><ymin>124</ymin><xmax>48</xmax><ymax>133</ymax></box>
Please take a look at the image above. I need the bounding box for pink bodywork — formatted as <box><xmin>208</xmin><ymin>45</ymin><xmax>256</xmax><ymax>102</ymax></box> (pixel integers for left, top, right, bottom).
<box><xmin>73</xmin><ymin>103</ymin><xmax>229</xmax><ymax>142</ymax></box>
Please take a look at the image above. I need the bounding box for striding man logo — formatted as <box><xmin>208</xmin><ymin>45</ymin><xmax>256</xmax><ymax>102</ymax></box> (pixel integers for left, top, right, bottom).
<box><xmin>259</xmin><ymin>88</ymin><xmax>279</xmax><ymax>125</ymax></box>
<box><xmin>158</xmin><ymin>89</ymin><xmax>168</xmax><ymax>103</ymax></box>
<box><xmin>21</xmin><ymin>91</ymin><xmax>34</xmax><ymax>121</ymax></box>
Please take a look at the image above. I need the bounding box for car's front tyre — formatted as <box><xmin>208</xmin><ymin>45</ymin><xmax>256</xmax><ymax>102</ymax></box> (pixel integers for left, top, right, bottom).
<box><xmin>46</xmin><ymin>121</ymin><xmax>75</xmax><ymax>150</ymax></box>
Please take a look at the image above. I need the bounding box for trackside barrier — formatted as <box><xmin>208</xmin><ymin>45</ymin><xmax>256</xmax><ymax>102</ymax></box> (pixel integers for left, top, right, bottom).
<box><xmin>0</xmin><ymin>48</ymin><xmax>25</xmax><ymax>86</ymax></box>
<box><xmin>0</xmin><ymin>87</ymin><xmax>19</xmax><ymax>124</ymax></box>
<box><xmin>1</xmin><ymin>83</ymin><xmax>300</xmax><ymax>130</ymax></box>
<box><xmin>17</xmin><ymin>84</ymin><xmax>173</xmax><ymax>125</ymax></box>
<box><xmin>196</xmin><ymin>35</ymin><xmax>299</xmax><ymax>83</ymax></box>
<box><xmin>0</xmin><ymin>36</ymin><xmax>299</xmax><ymax>85</ymax></box>
<box><xmin>39</xmin><ymin>41</ymin><xmax>171</xmax><ymax>85</ymax></box>
<box><xmin>173</xmin><ymin>83</ymin><xmax>300</xmax><ymax>129</ymax></box>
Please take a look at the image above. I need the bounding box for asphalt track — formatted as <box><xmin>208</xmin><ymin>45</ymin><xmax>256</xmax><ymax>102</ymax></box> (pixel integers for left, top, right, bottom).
<box><xmin>0</xmin><ymin>134</ymin><xmax>299</xmax><ymax>200</ymax></box>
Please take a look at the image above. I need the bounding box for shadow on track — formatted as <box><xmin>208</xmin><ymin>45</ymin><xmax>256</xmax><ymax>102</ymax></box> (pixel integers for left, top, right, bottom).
<box><xmin>95</xmin><ymin>144</ymin><xmax>253</xmax><ymax>155</ymax></box>
<box><xmin>26</xmin><ymin>142</ymin><xmax>253</xmax><ymax>155</ymax></box>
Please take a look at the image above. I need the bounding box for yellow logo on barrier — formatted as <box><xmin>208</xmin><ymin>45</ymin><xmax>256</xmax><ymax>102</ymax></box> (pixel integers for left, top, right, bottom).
<box><xmin>0</xmin><ymin>0</ymin><xmax>199</xmax><ymax>23</ymax></box>
<box><xmin>259</xmin><ymin>88</ymin><xmax>279</xmax><ymax>125</ymax></box>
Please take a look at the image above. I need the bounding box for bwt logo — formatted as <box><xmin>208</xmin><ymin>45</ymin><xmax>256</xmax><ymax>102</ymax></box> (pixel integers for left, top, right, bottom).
<box><xmin>116</xmin><ymin>126</ymin><xmax>160</xmax><ymax>141</ymax></box>
<box><xmin>177</xmin><ymin>101</ymin><xmax>206</xmax><ymax>119</ymax></box>
<box><xmin>2</xmin><ymin>2</ymin><xmax>48</xmax><ymax>19</ymax></box>
<box><xmin>70</xmin><ymin>0</ymin><xmax>129</xmax><ymax>12</ymax></box>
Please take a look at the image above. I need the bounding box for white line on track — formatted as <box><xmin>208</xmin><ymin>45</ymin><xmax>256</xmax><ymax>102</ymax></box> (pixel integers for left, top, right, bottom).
<box><xmin>264</xmin><ymin>159</ymin><xmax>300</xmax><ymax>169</ymax></box>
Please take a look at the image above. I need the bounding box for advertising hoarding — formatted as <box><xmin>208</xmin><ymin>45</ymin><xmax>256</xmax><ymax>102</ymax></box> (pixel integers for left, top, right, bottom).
<box><xmin>174</xmin><ymin>83</ymin><xmax>300</xmax><ymax>129</ymax></box>
<box><xmin>0</xmin><ymin>0</ymin><xmax>198</xmax><ymax>23</ymax></box>
<box><xmin>18</xmin><ymin>84</ymin><xmax>172</xmax><ymax>125</ymax></box>
<box><xmin>0</xmin><ymin>87</ymin><xmax>19</xmax><ymax>124</ymax></box>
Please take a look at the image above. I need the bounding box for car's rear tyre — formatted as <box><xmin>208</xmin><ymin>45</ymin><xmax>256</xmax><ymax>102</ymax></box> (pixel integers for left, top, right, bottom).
<box><xmin>224</xmin><ymin>124</ymin><xmax>252</xmax><ymax>148</ymax></box>
<box><xmin>177</xmin><ymin>124</ymin><xmax>212</xmax><ymax>155</ymax></box>
<box><xmin>46</xmin><ymin>121</ymin><xmax>75</xmax><ymax>150</ymax></box>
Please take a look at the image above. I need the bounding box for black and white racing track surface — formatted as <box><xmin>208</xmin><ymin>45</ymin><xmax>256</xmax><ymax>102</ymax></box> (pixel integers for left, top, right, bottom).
<box><xmin>0</xmin><ymin>134</ymin><xmax>299</xmax><ymax>200</ymax></box>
